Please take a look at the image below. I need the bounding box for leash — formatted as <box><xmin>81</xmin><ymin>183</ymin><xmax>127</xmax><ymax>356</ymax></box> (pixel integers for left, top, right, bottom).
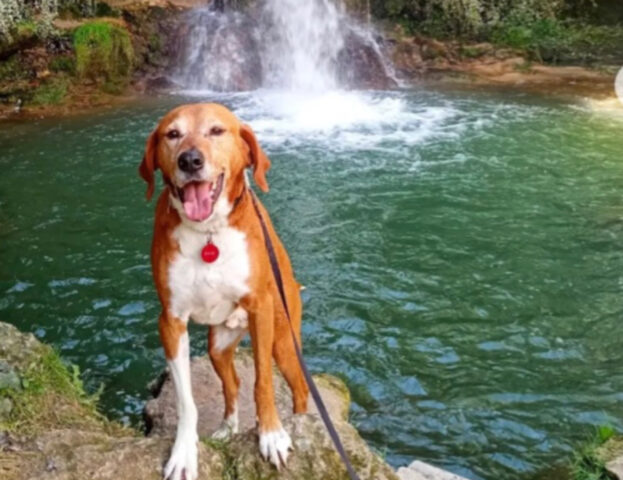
<box><xmin>248</xmin><ymin>189</ymin><xmax>361</xmax><ymax>480</ymax></box>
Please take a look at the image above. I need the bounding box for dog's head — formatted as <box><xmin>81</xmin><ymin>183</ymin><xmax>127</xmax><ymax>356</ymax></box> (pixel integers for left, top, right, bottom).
<box><xmin>139</xmin><ymin>103</ymin><xmax>270</xmax><ymax>223</ymax></box>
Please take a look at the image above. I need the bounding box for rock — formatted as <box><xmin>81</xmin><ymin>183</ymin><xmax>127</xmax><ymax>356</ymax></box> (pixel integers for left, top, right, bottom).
<box><xmin>0</xmin><ymin>361</ymin><xmax>22</xmax><ymax>392</ymax></box>
<box><xmin>228</xmin><ymin>414</ymin><xmax>398</xmax><ymax>480</ymax></box>
<box><xmin>0</xmin><ymin>322</ymin><xmax>43</xmax><ymax>370</ymax></box>
<box><xmin>136</xmin><ymin>75</ymin><xmax>182</xmax><ymax>93</ymax></box>
<box><xmin>397</xmin><ymin>460</ymin><xmax>469</xmax><ymax>480</ymax></box>
<box><xmin>607</xmin><ymin>456</ymin><xmax>623</xmax><ymax>480</ymax></box>
<box><xmin>392</xmin><ymin>37</ymin><xmax>424</xmax><ymax>77</ymax></box>
<box><xmin>2</xmin><ymin>429</ymin><xmax>224</xmax><ymax>480</ymax></box>
<box><xmin>337</xmin><ymin>29</ymin><xmax>397</xmax><ymax>89</ymax></box>
<box><xmin>0</xmin><ymin>321</ymin><xmax>402</xmax><ymax>479</ymax></box>
<box><xmin>144</xmin><ymin>351</ymin><xmax>351</xmax><ymax>437</ymax></box>
<box><xmin>600</xmin><ymin>437</ymin><xmax>623</xmax><ymax>480</ymax></box>
<box><xmin>0</xmin><ymin>397</ymin><xmax>14</xmax><ymax>417</ymax></box>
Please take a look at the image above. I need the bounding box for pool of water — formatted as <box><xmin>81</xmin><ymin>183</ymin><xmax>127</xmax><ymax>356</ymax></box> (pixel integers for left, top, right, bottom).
<box><xmin>1</xmin><ymin>87</ymin><xmax>622</xmax><ymax>480</ymax></box>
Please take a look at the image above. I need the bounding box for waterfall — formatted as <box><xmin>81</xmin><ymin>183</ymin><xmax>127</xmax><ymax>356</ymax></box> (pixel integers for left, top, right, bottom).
<box><xmin>173</xmin><ymin>0</ymin><xmax>395</xmax><ymax>92</ymax></box>
<box><xmin>260</xmin><ymin>0</ymin><xmax>344</xmax><ymax>91</ymax></box>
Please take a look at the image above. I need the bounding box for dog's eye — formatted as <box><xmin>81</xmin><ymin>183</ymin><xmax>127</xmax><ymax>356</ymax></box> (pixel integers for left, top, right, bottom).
<box><xmin>210</xmin><ymin>126</ymin><xmax>225</xmax><ymax>136</ymax></box>
<box><xmin>166</xmin><ymin>129</ymin><xmax>181</xmax><ymax>140</ymax></box>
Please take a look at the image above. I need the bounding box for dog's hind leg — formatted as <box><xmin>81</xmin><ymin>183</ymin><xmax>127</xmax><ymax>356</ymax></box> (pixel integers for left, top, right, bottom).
<box><xmin>273</xmin><ymin>306</ymin><xmax>309</xmax><ymax>414</ymax></box>
<box><xmin>208</xmin><ymin>324</ymin><xmax>245</xmax><ymax>440</ymax></box>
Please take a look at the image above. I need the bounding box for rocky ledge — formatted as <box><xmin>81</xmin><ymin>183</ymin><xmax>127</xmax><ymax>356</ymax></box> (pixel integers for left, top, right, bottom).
<box><xmin>0</xmin><ymin>321</ymin><xmax>466</xmax><ymax>480</ymax></box>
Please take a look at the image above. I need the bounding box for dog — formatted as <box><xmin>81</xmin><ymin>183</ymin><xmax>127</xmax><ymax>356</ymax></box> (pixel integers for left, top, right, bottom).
<box><xmin>139</xmin><ymin>103</ymin><xmax>309</xmax><ymax>480</ymax></box>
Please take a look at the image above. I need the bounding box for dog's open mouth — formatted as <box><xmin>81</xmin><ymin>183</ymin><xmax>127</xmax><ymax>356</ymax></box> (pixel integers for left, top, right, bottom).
<box><xmin>176</xmin><ymin>173</ymin><xmax>224</xmax><ymax>222</ymax></box>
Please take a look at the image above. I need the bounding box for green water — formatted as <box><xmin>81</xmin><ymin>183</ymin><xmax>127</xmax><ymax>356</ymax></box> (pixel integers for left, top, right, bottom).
<box><xmin>1</xmin><ymin>88</ymin><xmax>622</xmax><ymax>479</ymax></box>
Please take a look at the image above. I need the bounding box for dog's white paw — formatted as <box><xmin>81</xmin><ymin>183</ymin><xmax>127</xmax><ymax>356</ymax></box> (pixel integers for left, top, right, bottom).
<box><xmin>211</xmin><ymin>410</ymin><xmax>239</xmax><ymax>441</ymax></box>
<box><xmin>225</xmin><ymin>306</ymin><xmax>248</xmax><ymax>330</ymax></box>
<box><xmin>259</xmin><ymin>427</ymin><xmax>292</xmax><ymax>469</ymax></box>
<box><xmin>164</xmin><ymin>433</ymin><xmax>198</xmax><ymax>480</ymax></box>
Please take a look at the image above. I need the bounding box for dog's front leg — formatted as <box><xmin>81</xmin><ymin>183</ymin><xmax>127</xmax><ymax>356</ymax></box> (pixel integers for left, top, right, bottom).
<box><xmin>248</xmin><ymin>298</ymin><xmax>292</xmax><ymax>469</ymax></box>
<box><xmin>159</xmin><ymin>313</ymin><xmax>198</xmax><ymax>480</ymax></box>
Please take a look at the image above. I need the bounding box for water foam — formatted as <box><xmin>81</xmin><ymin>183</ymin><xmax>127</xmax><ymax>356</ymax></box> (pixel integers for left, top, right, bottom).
<box><xmin>178</xmin><ymin>89</ymin><xmax>461</xmax><ymax>156</ymax></box>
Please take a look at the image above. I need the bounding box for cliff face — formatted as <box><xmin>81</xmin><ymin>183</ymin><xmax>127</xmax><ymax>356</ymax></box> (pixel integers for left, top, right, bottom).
<box><xmin>0</xmin><ymin>321</ymin><xmax>400</xmax><ymax>480</ymax></box>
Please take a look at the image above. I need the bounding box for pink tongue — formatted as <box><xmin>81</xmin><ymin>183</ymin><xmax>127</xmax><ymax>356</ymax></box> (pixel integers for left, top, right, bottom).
<box><xmin>183</xmin><ymin>182</ymin><xmax>213</xmax><ymax>221</ymax></box>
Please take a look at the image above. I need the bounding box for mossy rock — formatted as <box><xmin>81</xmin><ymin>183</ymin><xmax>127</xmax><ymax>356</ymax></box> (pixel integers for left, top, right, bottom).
<box><xmin>0</xmin><ymin>321</ymin><xmax>402</xmax><ymax>480</ymax></box>
<box><xmin>31</xmin><ymin>77</ymin><xmax>70</xmax><ymax>105</ymax></box>
<box><xmin>73</xmin><ymin>20</ymin><xmax>134</xmax><ymax>88</ymax></box>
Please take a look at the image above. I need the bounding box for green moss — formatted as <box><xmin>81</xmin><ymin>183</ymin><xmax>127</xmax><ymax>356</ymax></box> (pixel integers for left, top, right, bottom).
<box><xmin>571</xmin><ymin>426</ymin><xmax>616</xmax><ymax>480</ymax></box>
<box><xmin>49</xmin><ymin>55</ymin><xmax>76</xmax><ymax>74</ymax></box>
<box><xmin>73</xmin><ymin>21</ymin><xmax>134</xmax><ymax>89</ymax></box>
<box><xmin>460</xmin><ymin>45</ymin><xmax>485</xmax><ymax>58</ymax></box>
<box><xmin>0</xmin><ymin>56</ymin><xmax>29</xmax><ymax>83</ymax></box>
<box><xmin>201</xmin><ymin>437</ymin><xmax>236</xmax><ymax>480</ymax></box>
<box><xmin>15</xmin><ymin>20</ymin><xmax>38</xmax><ymax>40</ymax></box>
<box><xmin>0</xmin><ymin>343</ymin><xmax>101</xmax><ymax>433</ymax></box>
<box><xmin>95</xmin><ymin>1</ymin><xmax>121</xmax><ymax>17</ymax></box>
<box><xmin>31</xmin><ymin>77</ymin><xmax>69</xmax><ymax>105</ymax></box>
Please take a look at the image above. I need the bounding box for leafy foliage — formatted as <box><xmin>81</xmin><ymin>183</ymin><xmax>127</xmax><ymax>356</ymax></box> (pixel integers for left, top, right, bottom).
<box><xmin>369</xmin><ymin>0</ymin><xmax>623</xmax><ymax>64</ymax></box>
<box><xmin>73</xmin><ymin>20</ymin><xmax>134</xmax><ymax>87</ymax></box>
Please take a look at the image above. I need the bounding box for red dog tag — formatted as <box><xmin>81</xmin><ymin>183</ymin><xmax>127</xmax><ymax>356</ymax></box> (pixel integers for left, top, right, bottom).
<box><xmin>201</xmin><ymin>241</ymin><xmax>219</xmax><ymax>263</ymax></box>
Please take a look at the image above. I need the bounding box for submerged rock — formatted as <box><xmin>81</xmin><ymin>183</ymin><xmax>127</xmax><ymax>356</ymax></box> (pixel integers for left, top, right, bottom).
<box><xmin>397</xmin><ymin>460</ymin><xmax>469</xmax><ymax>480</ymax></box>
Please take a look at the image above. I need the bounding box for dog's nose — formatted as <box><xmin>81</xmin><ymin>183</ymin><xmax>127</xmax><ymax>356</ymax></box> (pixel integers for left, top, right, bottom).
<box><xmin>177</xmin><ymin>148</ymin><xmax>204</xmax><ymax>173</ymax></box>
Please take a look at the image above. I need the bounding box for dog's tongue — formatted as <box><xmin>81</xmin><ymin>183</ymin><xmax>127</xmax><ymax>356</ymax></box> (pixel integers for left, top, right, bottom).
<box><xmin>183</xmin><ymin>182</ymin><xmax>213</xmax><ymax>222</ymax></box>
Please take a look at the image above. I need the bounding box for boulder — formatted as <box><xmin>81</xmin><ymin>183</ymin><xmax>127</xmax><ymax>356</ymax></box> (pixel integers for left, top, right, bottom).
<box><xmin>337</xmin><ymin>29</ymin><xmax>397</xmax><ymax>89</ymax></box>
<box><xmin>0</xmin><ymin>322</ymin><xmax>397</xmax><ymax>479</ymax></box>
<box><xmin>0</xmin><ymin>320</ymin><xmax>466</xmax><ymax>480</ymax></box>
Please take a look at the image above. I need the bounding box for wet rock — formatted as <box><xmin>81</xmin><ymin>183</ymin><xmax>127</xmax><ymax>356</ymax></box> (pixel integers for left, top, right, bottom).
<box><xmin>337</xmin><ymin>29</ymin><xmax>397</xmax><ymax>89</ymax></box>
<box><xmin>136</xmin><ymin>75</ymin><xmax>182</xmax><ymax>93</ymax></box>
<box><xmin>397</xmin><ymin>460</ymin><xmax>469</xmax><ymax>480</ymax></box>
<box><xmin>392</xmin><ymin>37</ymin><xmax>424</xmax><ymax>77</ymax></box>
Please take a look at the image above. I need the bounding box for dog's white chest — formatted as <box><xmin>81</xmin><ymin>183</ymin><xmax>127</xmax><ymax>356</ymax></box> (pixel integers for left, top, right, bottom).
<box><xmin>168</xmin><ymin>223</ymin><xmax>250</xmax><ymax>325</ymax></box>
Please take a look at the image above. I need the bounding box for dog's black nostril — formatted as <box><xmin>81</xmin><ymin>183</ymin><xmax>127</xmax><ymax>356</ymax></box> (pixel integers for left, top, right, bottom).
<box><xmin>177</xmin><ymin>148</ymin><xmax>204</xmax><ymax>173</ymax></box>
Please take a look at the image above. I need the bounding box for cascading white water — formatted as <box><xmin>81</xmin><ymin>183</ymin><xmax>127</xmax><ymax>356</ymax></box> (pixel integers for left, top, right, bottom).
<box><xmin>174</xmin><ymin>0</ymin><xmax>395</xmax><ymax>92</ymax></box>
<box><xmin>260</xmin><ymin>0</ymin><xmax>344</xmax><ymax>91</ymax></box>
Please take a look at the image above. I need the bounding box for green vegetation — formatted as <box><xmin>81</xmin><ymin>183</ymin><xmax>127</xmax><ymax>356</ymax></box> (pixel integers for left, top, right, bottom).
<box><xmin>14</xmin><ymin>20</ymin><xmax>38</xmax><ymax>40</ymax></box>
<box><xmin>0</xmin><ymin>344</ymin><xmax>100</xmax><ymax>433</ymax></box>
<box><xmin>571</xmin><ymin>425</ymin><xmax>617</xmax><ymax>480</ymax></box>
<box><xmin>73</xmin><ymin>20</ymin><xmax>134</xmax><ymax>89</ymax></box>
<box><xmin>370</xmin><ymin>0</ymin><xmax>623</xmax><ymax>64</ymax></box>
<box><xmin>0</xmin><ymin>56</ymin><xmax>29</xmax><ymax>83</ymax></box>
<box><xmin>31</xmin><ymin>77</ymin><xmax>70</xmax><ymax>105</ymax></box>
<box><xmin>49</xmin><ymin>55</ymin><xmax>76</xmax><ymax>74</ymax></box>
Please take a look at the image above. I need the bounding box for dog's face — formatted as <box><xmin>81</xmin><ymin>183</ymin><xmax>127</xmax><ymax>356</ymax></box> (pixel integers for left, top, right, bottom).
<box><xmin>139</xmin><ymin>103</ymin><xmax>270</xmax><ymax>223</ymax></box>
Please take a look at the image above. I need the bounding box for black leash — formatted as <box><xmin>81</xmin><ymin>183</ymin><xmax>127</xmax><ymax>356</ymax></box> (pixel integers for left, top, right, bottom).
<box><xmin>249</xmin><ymin>189</ymin><xmax>361</xmax><ymax>480</ymax></box>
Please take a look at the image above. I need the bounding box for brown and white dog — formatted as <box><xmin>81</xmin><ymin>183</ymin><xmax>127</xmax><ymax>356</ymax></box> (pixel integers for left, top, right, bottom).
<box><xmin>139</xmin><ymin>104</ymin><xmax>309</xmax><ymax>480</ymax></box>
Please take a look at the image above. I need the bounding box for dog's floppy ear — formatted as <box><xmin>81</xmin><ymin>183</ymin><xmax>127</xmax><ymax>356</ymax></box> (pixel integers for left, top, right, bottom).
<box><xmin>139</xmin><ymin>130</ymin><xmax>159</xmax><ymax>201</ymax></box>
<box><xmin>240</xmin><ymin>123</ymin><xmax>270</xmax><ymax>193</ymax></box>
